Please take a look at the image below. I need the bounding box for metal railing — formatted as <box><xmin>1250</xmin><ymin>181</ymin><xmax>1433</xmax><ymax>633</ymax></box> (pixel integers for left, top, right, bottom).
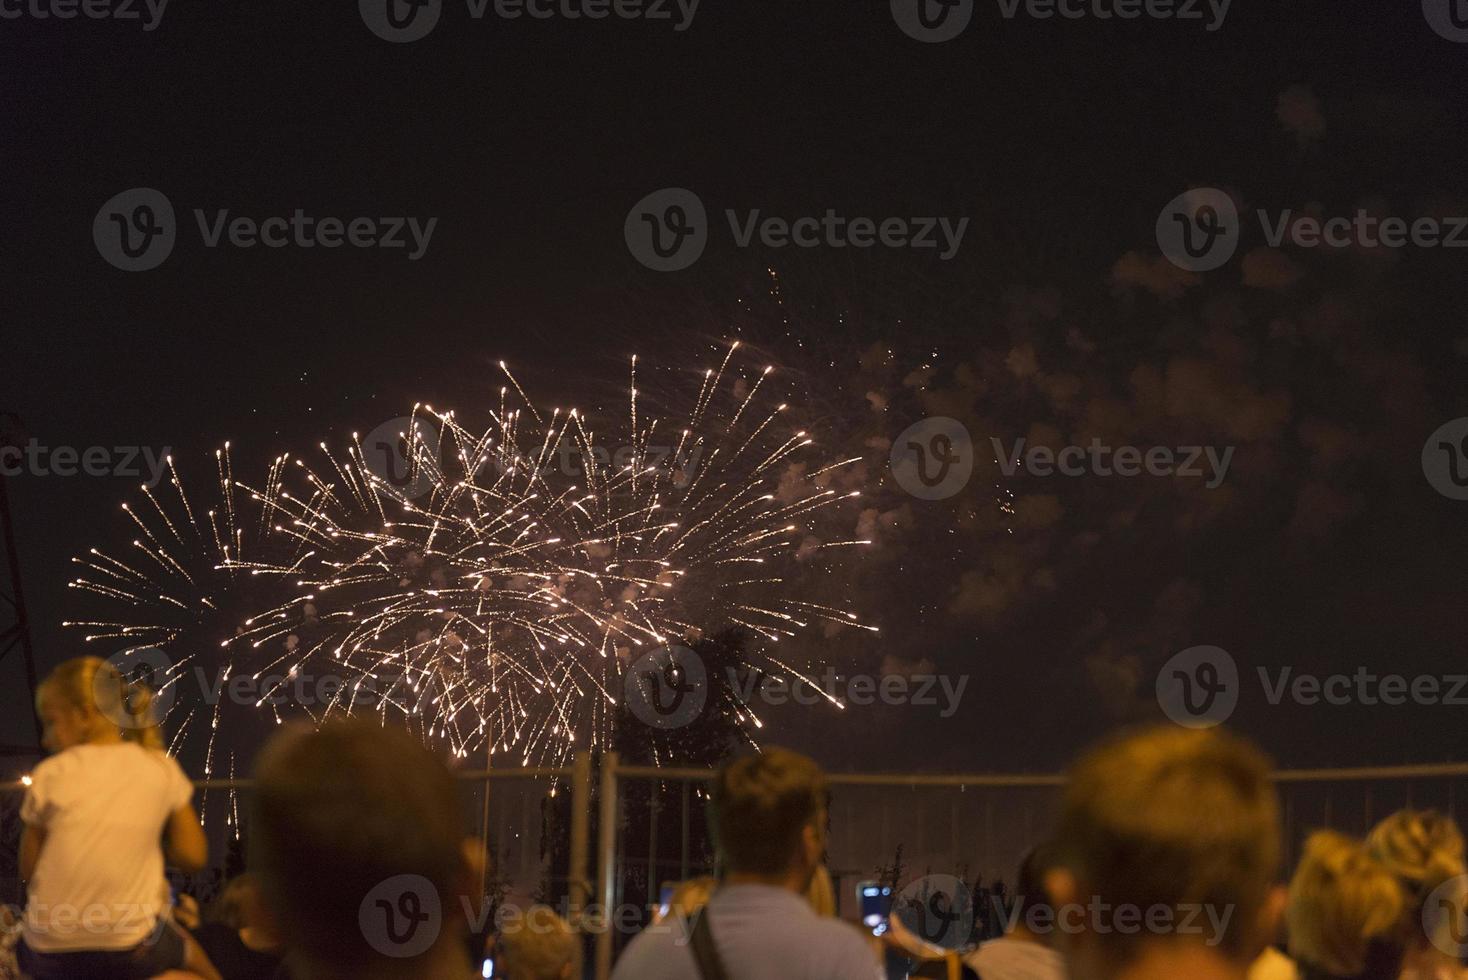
<box><xmin>0</xmin><ymin>761</ymin><xmax>588</xmax><ymax>922</ymax></box>
<box><xmin>197</xmin><ymin>762</ymin><xmax>590</xmax><ymax>906</ymax></box>
<box><xmin>593</xmin><ymin>758</ymin><xmax>1468</xmax><ymax>980</ymax></box>
<box><xmin>4</xmin><ymin>756</ymin><xmax>1467</xmax><ymax>980</ymax></box>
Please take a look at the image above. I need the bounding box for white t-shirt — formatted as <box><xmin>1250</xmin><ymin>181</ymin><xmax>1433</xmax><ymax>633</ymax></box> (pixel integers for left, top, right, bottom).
<box><xmin>20</xmin><ymin>742</ymin><xmax>194</xmax><ymax>952</ymax></box>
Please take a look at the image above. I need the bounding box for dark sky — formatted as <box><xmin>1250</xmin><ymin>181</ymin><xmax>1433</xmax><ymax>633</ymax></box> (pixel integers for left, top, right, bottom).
<box><xmin>4</xmin><ymin>1</ymin><xmax>1468</xmax><ymax>782</ymax></box>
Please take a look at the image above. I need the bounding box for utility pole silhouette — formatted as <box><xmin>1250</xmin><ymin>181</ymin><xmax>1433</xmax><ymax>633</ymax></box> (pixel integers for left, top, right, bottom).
<box><xmin>0</xmin><ymin>411</ymin><xmax>43</xmax><ymax>758</ymax></box>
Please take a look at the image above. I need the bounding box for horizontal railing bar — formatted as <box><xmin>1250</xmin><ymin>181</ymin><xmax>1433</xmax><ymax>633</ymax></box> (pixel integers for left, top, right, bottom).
<box><xmin>454</xmin><ymin>767</ymin><xmax>573</xmax><ymax>781</ymax></box>
<box><xmin>615</xmin><ymin>766</ymin><xmax>1066</xmax><ymax>787</ymax></box>
<box><xmin>0</xmin><ymin>766</ymin><xmax>574</xmax><ymax>794</ymax></box>
<box><xmin>614</xmin><ymin>762</ymin><xmax>1468</xmax><ymax>787</ymax></box>
<box><xmin>1273</xmin><ymin>763</ymin><xmax>1468</xmax><ymax>782</ymax></box>
<box><xmin>3</xmin><ymin>761</ymin><xmax>1465</xmax><ymax>795</ymax></box>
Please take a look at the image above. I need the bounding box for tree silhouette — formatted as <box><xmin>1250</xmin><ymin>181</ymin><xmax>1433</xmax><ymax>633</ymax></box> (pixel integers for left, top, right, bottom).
<box><xmin>874</xmin><ymin>843</ymin><xmax>906</xmax><ymax>898</ymax></box>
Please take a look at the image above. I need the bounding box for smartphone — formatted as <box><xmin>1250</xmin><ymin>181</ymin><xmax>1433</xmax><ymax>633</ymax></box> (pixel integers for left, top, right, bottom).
<box><xmin>857</xmin><ymin>880</ymin><xmax>893</xmax><ymax>934</ymax></box>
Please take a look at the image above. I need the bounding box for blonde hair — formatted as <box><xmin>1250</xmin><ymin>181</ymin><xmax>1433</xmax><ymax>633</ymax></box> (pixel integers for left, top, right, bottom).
<box><xmin>1287</xmin><ymin>830</ymin><xmax>1405</xmax><ymax>977</ymax></box>
<box><xmin>497</xmin><ymin>906</ymin><xmax>581</xmax><ymax>980</ymax></box>
<box><xmin>1367</xmin><ymin>809</ymin><xmax>1467</xmax><ymax>958</ymax></box>
<box><xmin>806</xmin><ymin>865</ymin><xmax>837</xmax><ymax>917</ymax></box>
<box><xmin>1366</xmin><ymin>809</ymin><xmax>1467</xmax><ymax>910</ymax></box>
<box><xmin>38</xmin><ymin>655</ymin><xmax>164</xmax><ymax>750</ymax></box>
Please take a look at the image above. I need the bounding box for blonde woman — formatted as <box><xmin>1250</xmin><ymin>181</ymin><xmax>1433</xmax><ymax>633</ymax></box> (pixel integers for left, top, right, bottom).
<box><xmin>1366</xmin><ymin>810</ymin><xmax>1468</xmax><ymax>980</ymax></box>
<box><xmin>16</xmin><ymin>656</ymin><xmax>218</xmax><ymax>980</ymax></box>
<box><xmin>1286</xmin><ymin>830</ymin><xmax>1406</xmax><ymax>980</ymax></box>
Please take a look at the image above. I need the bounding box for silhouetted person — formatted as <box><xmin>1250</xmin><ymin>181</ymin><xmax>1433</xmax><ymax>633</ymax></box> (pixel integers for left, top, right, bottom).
<box><xmin>1044</xmin><ymin>726</ymin><xmax>1286</xmax><ymax>980</ymax></box>
<box><xmin>251</xmin><ymin>720</ymin><xmax>484</xmax><ymax>980</ymax></box>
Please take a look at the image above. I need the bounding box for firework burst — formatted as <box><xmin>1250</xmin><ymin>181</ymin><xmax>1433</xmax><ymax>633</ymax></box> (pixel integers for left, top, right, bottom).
<box><xmin>67</xmin><ymin>344</ymin><xmax>877</xmax><ymax>776</ymax></box>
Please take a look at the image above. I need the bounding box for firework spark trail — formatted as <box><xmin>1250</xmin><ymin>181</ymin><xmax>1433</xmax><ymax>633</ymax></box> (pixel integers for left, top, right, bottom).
<box><xmin>67</xmin><ymin>345</ymin><xmax>877</xmax><ymax>785</ymax></box>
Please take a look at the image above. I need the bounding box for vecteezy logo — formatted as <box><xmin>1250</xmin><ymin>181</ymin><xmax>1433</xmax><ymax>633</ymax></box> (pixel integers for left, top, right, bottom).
<box><xmin>1156</xmin><ymin>645</ymin><xmax>1239</xmax><ymax>729</ymax></box>
<box><xmin>889</xmin><ymin>417</ymin><xmax>974</xmax><ymax>501</ymax></box>
<box><xmin>623</xmin><ymin>645</ymin><xmax>707</xmax><ymax>729</ymax></box>
<box><xmin>1422</xmin><ymin>418</ymin><xmax>1468</xmax><ymax>501</ymax></box>
<box><xmin>360</xmin><ymin>0</ymin><xmax>442</xmax><ymax>42</ymax></box>
<box><xmin>99</xmin><ymin>647</ymin><xmax>176</xmax><ymax>729</ymax></box>
<box><xmin>890</xmin><ymin>0</ymin><xmax>973</xmax><ymax>42</ymax></box>
<box><xmin>359</xmin><ymin>875</ymin><xmax>442</xmax><ymax>958</ymax></box>
<box><xmin>1421</xmin><ymin>874</ymin><xmax>1468</xmax><ymax>956</ymax></box>
<box><xmin>359</xmin><ymin>416</ymin><xmax>442</xmax><ymax>501</ymax></box>
<box><xmin>1423</xmin><ymin>0</ymin><xmax>1468</xmax><ymax>42</ymax></box>
<box><xmin>624</xmin><ymin>188</ymin><xmax>708</xmax><ymax>272</ymax></box>
<box><xmin>93</xmin><ymin>188</ymin><xmax>176</xmax><ymax>272</ymax></box>
<box><xmin>1156</xmin><ymin>188</ymin><xmax>1240</xmax><ymax>272</ymax></box>
<box><xmin>894</xmin><ymin>875</ymin><xmax>975</xmax><ymax>949</ymax></box>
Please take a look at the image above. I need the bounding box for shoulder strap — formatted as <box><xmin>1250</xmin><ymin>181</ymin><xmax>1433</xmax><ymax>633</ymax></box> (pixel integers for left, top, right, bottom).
<box><xmin>688</xmin><ymin>908</ymin><xmax>733</xmax><ymax>980</ymax></box>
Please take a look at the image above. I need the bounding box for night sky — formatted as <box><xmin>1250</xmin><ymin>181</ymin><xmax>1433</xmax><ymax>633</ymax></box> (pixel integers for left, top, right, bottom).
<box><xmin>4</xmin><ymin>1</ymin><xmax>1468</xmax><ymax>782</ymax></box>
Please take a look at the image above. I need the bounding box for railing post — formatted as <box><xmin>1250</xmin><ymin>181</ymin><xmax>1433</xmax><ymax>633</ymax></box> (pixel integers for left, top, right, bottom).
<box><xmin>595</xmin><ymin>751</ymin><xmax>620</xmax><ymax>980</ymax></box>
<box><xmin>568</xmin><ymin>752</ymin><xmax>592</xmax><ymax>915</ymax></box>
<box><xmin>680</xmin><ymin>780</ymin><xmax>690</xmax><ymax>881</ymax></box>
<box><xmin>647</xmin><ymin>790</ymin><xmax>659</xmax><ymax>912</ymax></box>
<box><xmin>479</xmin><ymin>746</ymin><xmax>492</xmax><ymax>900</ymax></box>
